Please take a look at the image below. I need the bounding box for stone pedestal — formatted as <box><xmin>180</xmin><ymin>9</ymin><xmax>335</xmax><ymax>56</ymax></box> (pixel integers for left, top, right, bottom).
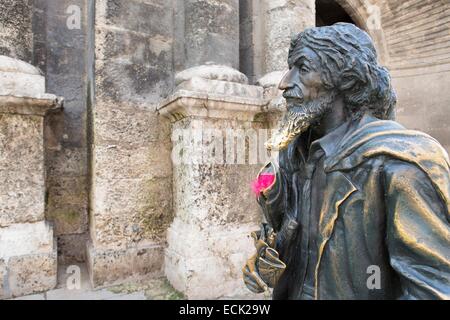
<box><xmin>162</xmin><ymin>0</ymin><xmax>271</xmax><ymax>297</ymax></box>
<box><xmin>158</xmin><ymin>71</ymin><xmax>268</xmax><ymax>299</ymax></box>
<box><xmin>0</xmin><ymin>55</ymin><xmax>61</xmax><ymax>298</ymax></box>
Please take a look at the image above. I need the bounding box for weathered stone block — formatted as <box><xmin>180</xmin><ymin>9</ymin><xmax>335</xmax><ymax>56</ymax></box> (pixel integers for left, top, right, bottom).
<box><xmin>0</xmin><ymin>55</ymin><xmax>46</xmax><ymax>98</ymax></box>
<box><xmin>8</xmin><ymin>249</ymin><xmax>57</xmax><ymax>298</ymax></box>
<box><xmin>95</xmin><ymin>27</ymin><xmax>172</xmax><ymax>67</ymax></box>
<box><xmin>392</xmin><ymin>69</ymin><xmax>450</xmax><ymax>156</ymax></box>
<box><xmin>173</xmin><ymin>164</ymin><xmax>260</xmax><ymax>229</ymax></box>
<box><xmin>46</xmin><ymin>147</ymin><xmax>88</xmax><ymax>177</ymax></box>
<box><xmin>91</xmin><ymin>176</ymin><xmax>172</xmax><ymax>249</ymax></box>
<box><xmin>46</xmin><ymin>46</ymin><xmax>86</xmax><ymax>78</ymax></box>
<box><xmin>93</xmin><ymin>143</ymin><xmax>171</xmax><ymax>180</ymax></box>
<box><xmin>0</xmin><ymin>170</ymin><xmax>45</xmax><ymax>227</ymax></box>
<box><xmin>0</xmin><ymin>114</ymin><xmax>45</xmax><ymax>227</ymax></box>
<box><xmin>47</xmin><ymin>205</ymin><xmax>88</xmax><ymax>236</ymax></box>
<box><xmin>45</xmin><ymin>14</ymin><xmax>85</xmax><ymax>50</ymax></box>
<box><xmin>88</xmin><ymin>0</ymin><xmax>175</xmax><ymax>291</ymax></box>
<box><xmin>86</xmin><ymin>241</ymin><xmax>164</xmax><ymax>288</ymax></box>
<box><xmin>57</xmin><ymin>233</ymin><xmax>88</xmax><ymax>265</ymax></box>
<box><xmin>93</xmin><ymin>103</ymin><xmax>162</xmax><ymax>146</ymax></box>
<box><xmin>92</xmin><ymin>176</ymin><xmax>171</xmax><ymax>218</ymax></box>
<box><xmin>0</xmin><ymin>56</ymin><xmax>60</xmax><ymax>299</ymax></box>
<box><xmin>96</xmin><ymin>58</ymin><xmax>173</xmax><ymax>105</ymax></box>
<box><xmin>0</xmin><ymin>72</ymin><xmax>45</xmax><ymax>97</ymax></box>
<box><xmin>38</xmin><ymin>0</ymin><xmax>90</xmax><ymax>262</ymax></box>
<box><xmin>165</xmin><ymin>219</ymin><xmax>258</xmax><ymax>299</ymax></box>
<box><xmin>0</xmin><ymin>221</ymin><xmax>54</xmax><ymax>259</ymax></box>
<box><xmin>97</xmin><ymin>0</ymin><xmax>172</xmax><ymax>37</ymax></box>
<box><xmin>175</xmin><ymin>64</ymin><xmax>249</xmax><ymax>85</ymax></box>
<box><xmin>46</xmin><ymin>176</ymin><xmax>88</xmax><ymax>235</ymax></box>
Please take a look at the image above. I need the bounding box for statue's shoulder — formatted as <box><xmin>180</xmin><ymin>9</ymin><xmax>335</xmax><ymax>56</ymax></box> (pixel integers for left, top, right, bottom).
<box><xmin>326</xmin><ymin>118</ymin><xmax>450</xmax><ymax>172</ymax></box>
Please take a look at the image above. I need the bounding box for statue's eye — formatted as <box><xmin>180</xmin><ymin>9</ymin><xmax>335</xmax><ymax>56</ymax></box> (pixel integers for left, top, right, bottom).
<box><xmin>299</xmin><ymin>65</ymin><xmax>310</xmax><ymax>74</ymax></box>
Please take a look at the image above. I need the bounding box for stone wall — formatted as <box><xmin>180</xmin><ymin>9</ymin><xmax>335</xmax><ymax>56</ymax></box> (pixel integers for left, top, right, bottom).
<box><xmin>33</xmin><ymin>0</ymin><xmax>91</xmax><ymax>265</ymax></box>
<box><xmin>88</xmin><ymin>0</ymin><xmax>174</xmax><ymax>287</ymax></box>
<box><xmin>378</xmin><ymin>0</ymin><xmax>450</xmax><ymax>153</ymax></box>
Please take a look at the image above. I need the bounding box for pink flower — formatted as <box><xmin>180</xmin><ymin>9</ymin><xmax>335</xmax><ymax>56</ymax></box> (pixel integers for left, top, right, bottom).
<box><xmin>251</xmin><ymin>174</ymin><xmax>275</xmax><ymax>196</ymax></box>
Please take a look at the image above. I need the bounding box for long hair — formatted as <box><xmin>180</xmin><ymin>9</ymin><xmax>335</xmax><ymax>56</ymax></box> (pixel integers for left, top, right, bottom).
<box><xmin>288</xmin><ymin>23</ymin><xmax>397</xmax><ymax>120</ymax></box>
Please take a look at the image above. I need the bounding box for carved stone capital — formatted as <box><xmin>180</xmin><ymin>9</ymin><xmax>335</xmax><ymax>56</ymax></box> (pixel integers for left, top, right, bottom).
<box><xmin>0</xmin><ymin>95</ymin><xmax>63</xmax><ymax>116</ymax></box>
<box><xmin>158</xmin><ymin>80</ymin><xmax>268</xmax><ymax>122</ymax></box>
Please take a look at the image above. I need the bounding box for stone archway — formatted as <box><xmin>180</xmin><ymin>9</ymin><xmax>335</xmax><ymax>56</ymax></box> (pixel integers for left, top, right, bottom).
<box><xmin>316</xmin><ymin>0</ymin><xmax>355</xmax><ymax>26</ymax></box>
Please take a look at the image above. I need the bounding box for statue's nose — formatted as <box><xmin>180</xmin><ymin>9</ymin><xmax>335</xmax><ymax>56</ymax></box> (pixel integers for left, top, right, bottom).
<box><xmin>278</xmin><ymin>68</ymin><xmax>296</xmax><ymax>91</ymax></box>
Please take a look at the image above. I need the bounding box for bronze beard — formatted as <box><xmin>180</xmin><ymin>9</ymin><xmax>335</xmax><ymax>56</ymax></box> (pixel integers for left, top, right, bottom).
<box><xmin>265</xmin><ymin>91</ymin><xmax>337</xmax><ymax>151</ymax></box>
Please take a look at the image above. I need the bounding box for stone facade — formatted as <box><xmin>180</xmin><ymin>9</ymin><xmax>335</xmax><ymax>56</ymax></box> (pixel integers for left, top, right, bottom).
<box><xmin>87</xmin><ymin>0</ymin><xmax>174</xmax><ymax>287</ymax></box>
<box><xmin>0</xmin><ymin>0</ymin><xmax>449</xmax><ymax>299</ymax></box>
<box><xmin>0</xmin><ymin>55</ymin><xmax>60</xmax><ymax>298</ymax></box>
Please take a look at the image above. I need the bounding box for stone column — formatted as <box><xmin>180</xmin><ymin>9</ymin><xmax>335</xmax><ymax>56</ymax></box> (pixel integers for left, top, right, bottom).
<box><xmin>174</xmin><ymin>0</ymin><xmax>246</xmax><ymax>90</ymax></box>
<box><xmin>257</xmin><ymin>0</ymin><xmax>315</xmax><ymax>97</ymax></box>
<box><xmin>177</xmin><ymin>0</ymin><xmax>239</xmax><ymax>70</ymax></box>
<box><xmin>162</xmin><ymin>0</ymin><xmax>271</xmax><ymax>299</ymax></box>
<box><xmin>159</xmin><ymin>79</ymin><xmax>268</xmax><ymax>299</ymax></box>
<box><xmin>0</xmin><ymin>55</ymin><xmax>61</xmax><ymax>298</ymax></box>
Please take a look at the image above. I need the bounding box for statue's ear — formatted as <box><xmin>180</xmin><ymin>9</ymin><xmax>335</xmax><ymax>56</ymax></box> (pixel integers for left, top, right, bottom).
<box><xmin>339</xmin><ymin>55</ymin><xmax>366</xmax><ymax>86</ymax></box>
<box><xmin>339</xmin><ymin>73</ymin><xmax>358</xmax><ymax>91</ymax></box>
<box><xmin>338</xmin><ymin>64</ymin><xmax>366</xmax><ymax>92</ymax></box>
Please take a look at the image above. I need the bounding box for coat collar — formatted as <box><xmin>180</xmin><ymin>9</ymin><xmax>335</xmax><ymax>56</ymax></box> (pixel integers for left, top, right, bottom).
<box><xmin>307</xmin><ymin>113</ymin><xmax>380</xmax><ymax>160</ymax></box>
<box><xmin>308</xmin><ymin>120</ymin><xmax>351</xmax><ymax>159</ymax></box>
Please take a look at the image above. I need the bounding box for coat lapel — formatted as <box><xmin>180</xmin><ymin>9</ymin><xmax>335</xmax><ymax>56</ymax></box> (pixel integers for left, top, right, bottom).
<box><xmin>314</xmin><ymin>171</ymin><xmax>357</xmax><ymax>299</ymax></box>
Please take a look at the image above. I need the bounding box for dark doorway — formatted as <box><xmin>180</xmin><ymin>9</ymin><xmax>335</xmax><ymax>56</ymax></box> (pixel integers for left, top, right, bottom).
<box><xmin>316</xmin><ymin>0</ymin><xmax>355</xmax><ymax>26</ymax></box>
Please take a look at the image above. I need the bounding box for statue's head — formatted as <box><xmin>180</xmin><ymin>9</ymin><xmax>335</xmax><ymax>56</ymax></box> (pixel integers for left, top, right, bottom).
<box><xmin>266</xmin><ymin>23</ymin><xmax>397</xmax><ymax>151</ymax></box>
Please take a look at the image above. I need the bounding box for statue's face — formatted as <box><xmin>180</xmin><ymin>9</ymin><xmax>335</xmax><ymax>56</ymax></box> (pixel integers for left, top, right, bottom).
<box><xmin>281</xmin><ymin>46</ymin><xmax>325</xmax><ymax>108</ymax></box>
<box><xmin>265</xmin><ymin>46</ymin><xmax>337</xmax><ymax>151</ymax></box>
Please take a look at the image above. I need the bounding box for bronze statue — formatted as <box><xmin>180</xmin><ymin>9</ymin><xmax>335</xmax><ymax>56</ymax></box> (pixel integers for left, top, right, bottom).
<box><xmin>243</xmin><ymin>23</ymin><xmax>450</xmax><ymax>300</ymax></box>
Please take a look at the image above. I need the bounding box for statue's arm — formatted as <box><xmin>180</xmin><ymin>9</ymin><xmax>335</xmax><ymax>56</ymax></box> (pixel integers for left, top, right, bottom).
<box><xmin>256</xmin><ymin>160</ymin><xmax>288</xmax><ymax>233</ymax></box>
<box><xmin>257</xmin><ymin>137</ymin><xmax>304</xmax><ymax>233</ymax></box>
<box><xmin>383</xmin><ymin>159</ymin><xmax>450</xmax><ymax>300</ymax></box>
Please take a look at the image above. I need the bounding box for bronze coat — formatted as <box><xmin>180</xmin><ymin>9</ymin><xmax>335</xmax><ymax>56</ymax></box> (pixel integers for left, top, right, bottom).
<box><xmin>259</xmin><ymin>115</ymin><xmax>450</xmax><ymax>300</ymax></box>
